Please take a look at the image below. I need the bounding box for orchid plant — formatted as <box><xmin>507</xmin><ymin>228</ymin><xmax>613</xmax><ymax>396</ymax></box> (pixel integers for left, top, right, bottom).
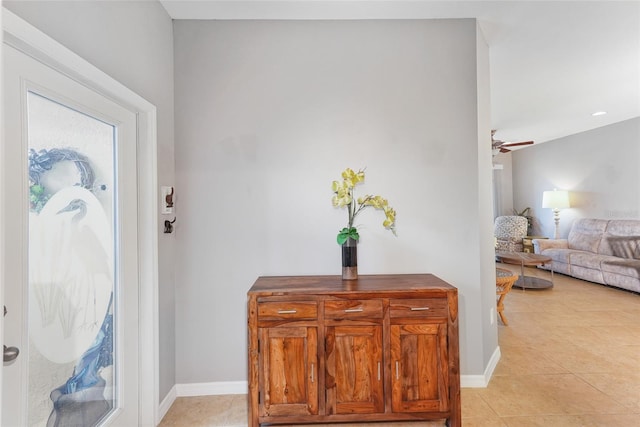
<box><xmin>331</xmin><ymin>168</ymin><xmax>397</xmax><ymax>245</ymax></box>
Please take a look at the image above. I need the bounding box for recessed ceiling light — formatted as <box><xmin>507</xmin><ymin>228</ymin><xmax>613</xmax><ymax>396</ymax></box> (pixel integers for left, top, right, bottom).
<box><xmin>592</xmin><ymin>111</ymin><xmax>607</xmax><ymax>116</ymax></box>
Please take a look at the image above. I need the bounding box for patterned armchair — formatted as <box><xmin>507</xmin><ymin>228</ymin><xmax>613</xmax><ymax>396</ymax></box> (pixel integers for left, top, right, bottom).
<box><xmin>494</xmin><ymin>215</ymin><xmax>528</xmax><ymax>252</ymax></box>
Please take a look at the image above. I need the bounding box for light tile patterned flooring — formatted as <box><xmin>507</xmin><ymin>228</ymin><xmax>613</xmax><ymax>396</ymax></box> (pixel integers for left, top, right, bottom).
<box><xmin>159</xmin><ymin>264</ymin><xmax>640</xmax><ymax>426</ymax></box>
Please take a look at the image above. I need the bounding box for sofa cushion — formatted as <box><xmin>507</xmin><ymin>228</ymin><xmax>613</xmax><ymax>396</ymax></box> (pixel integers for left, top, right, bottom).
<box><xmin>569</xmin><ymin>252</ymin><xmax>620</xmax><ymax>270</ymax></box>
<box><xmin>600</xmin><ymin>258</ymin><xmax>640</xmax><ymax>279</ymax></box>
<box><xmin>602</xmin><ymin>271</ymin><xmax>640</xmax><ymax>293</ymax></box>
<box><xmin>539</xmin><ymin>248</ymin><xmax>583</xmax><ymax>275</ymax></box>
<box><xmin>541</xmin><ymin>248</ymin><xmax>574</xmax><ymax>265</ymax></box>
<box><xmin>567</xmin><ymin>218</ymin><xmax>608</xmax><ymax>253</ymax></box>
<box><xmin>599</xmin><ymin>220</ymin><xmax>640</xmax><ymax>259</ymax></box>
<box><xmin>534</xmin><ymin>239</ymin><xmax>568</xmax><ymax>253</ymax></box>
<box><xmin>571</xmin><ymin>265</ymin><xmax>605</xmax><ymax>284</ymax></box>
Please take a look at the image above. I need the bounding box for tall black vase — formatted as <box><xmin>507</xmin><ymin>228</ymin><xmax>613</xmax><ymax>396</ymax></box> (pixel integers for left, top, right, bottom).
<box><xmin>341</xmin><ymin>237</ymin><xmax>358</xmax><ymax>280</ymax></box>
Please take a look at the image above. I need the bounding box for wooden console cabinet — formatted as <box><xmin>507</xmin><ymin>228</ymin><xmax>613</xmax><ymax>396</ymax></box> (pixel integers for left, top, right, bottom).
<box><xmin>247</xmin><ymin>274</ymin><xmax>460</xmax><ymax>427</ymax></box>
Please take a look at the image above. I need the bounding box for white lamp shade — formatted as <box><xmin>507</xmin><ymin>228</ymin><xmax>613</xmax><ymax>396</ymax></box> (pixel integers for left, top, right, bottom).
<box><xmin>542</xmin><ymin>189</ymin><xmax>570</xmax><ymax>209</ymax></box>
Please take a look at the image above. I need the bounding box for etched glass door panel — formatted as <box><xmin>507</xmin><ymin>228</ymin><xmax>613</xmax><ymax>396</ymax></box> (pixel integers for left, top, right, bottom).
<box><xmin>27</xmin><ymin>91</ymin><xmax>116</xmax><ymax>426</ymax></box>
<box><xmin>3</xmin><ymin>39</ymin><xmax>139</xmax><ymax>427</ymax></box>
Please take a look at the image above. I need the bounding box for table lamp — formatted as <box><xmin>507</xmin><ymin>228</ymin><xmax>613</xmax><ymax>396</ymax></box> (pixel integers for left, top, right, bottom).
<box><xmin>542</xmin><ymin>189</ymin><xmax>570</xmax><ymax>239</ymax></box>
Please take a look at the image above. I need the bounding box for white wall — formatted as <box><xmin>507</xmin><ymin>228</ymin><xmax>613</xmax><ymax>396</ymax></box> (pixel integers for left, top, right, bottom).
<box><xmin>4</xmin><ymin>0</ymin><xmax>177</xmax><ymax>402</ymax></box>
<box><xmin>4</xmin><ymin>4</ymin><xmax>501</xmax><ymax>395</ymax></box>
<box><xmin>512</xmin><ymin>117</ymin><xmax>640</xmax><ymax>237</ymax></box>
<box><xmin>493</xmin><ymin>152</ymin><xmax>514</xmax><ymax>217</ymax></box>
<box><xmin>174</xmin><ymin>18</ymin><xmax>497</xmax><ymax>384</ymax></box>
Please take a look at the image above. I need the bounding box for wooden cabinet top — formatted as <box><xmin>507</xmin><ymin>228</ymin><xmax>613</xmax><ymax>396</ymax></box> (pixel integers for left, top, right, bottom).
<box><xmin>248</xmin><ymin>274</ymin><xmax>457</xmax><ymax>297</ymax></box>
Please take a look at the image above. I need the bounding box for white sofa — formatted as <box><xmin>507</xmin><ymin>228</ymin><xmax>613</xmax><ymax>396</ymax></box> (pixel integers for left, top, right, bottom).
<box><xmin>533</xmin><ymin>218</ymin><xmax>640</xmax><ymax>293</ymax></box>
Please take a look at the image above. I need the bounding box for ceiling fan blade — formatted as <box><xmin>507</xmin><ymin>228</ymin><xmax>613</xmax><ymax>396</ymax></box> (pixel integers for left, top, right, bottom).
<box><xmin>499</xmin><ymin>147</ymin><xmax>511</xmax><ymax>153</ymax></box>
<box><xmin>502</xmin><ymin>140</ymin><xmax>534</xmax><ymax>147</ymax></box>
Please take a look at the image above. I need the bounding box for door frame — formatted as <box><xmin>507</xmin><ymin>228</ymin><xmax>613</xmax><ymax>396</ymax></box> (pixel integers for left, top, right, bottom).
<box><xmin>0</xmin><ymin>8</ymin><xmax>159</xmax><ymax>425</ymax></box>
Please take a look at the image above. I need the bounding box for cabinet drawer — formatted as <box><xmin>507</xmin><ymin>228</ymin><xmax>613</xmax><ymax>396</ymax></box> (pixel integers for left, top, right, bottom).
<box><xmin>390</xmin><ymin>298</ymin><xmax>447</xmax><ymax>318</ymax></box>
<box><xmin>325</xmin><ymin>299</ymin><xmax>383</xmax><ymax>319</ymax></box>
<box><xmin>258</xmin><ymin>301</ymin><xmax>318</xmax><ymax>320</ymax></box>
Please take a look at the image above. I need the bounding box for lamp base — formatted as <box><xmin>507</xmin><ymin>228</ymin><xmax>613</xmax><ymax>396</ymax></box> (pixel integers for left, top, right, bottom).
<box><xmin>553</xmin><ymin>208</ymin><xmax>561</xmax><ymax>239</ymax></box>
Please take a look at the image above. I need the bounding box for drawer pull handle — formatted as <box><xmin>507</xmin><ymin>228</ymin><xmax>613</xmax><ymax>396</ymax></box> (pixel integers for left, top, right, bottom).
<box><xmin>377</xmin><ymin>362</ymin><xmax>381</xmax><ymax>381</ymax></box>
<box><xmin>410</xmin><ymin>307</ymin><xmax>430</xmax><ymax>311</ymax></box>
<box><xmin>395</xmin><ymin>361</ymin><xmax>400</xmax><ymax>380</ymax></box>
<box><xmin>344</xmin><ymin>308</ymin><xmax>363</xmax><ymax>313</ymax></box>
<box><xmin>277</xmin><ymin>309</ymin><xmax>297</xmax><ymax>314</ymax></box>
<box><xmin>311</xmin><ymin>363</ymin><xmax>314</xmax><ymax>383</ymax></box>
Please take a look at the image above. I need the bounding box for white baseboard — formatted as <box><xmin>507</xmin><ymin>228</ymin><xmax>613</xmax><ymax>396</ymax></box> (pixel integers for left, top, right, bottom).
<box><xmin>176</xmin><ymin>380</ymin><xmax>247</xmax><ymax>396</ymax></box>
<box><xmin>461</xmin><ymin>345</ymin><xmax>501</xmax><ymax>388</ymax></box>
<box><xmin>171</xmin><ymin>349</ymin><xmax>500</xmax><ymax>402</ymax></box>
<box><xmin>158</xmin><ymin>385</ymin><xmax>177</xmax><ymax>424</ymax></box>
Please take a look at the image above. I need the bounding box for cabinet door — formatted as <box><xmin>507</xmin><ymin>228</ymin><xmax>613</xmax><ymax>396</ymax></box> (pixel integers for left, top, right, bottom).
<box><xmin>325</xmin><ymin>325</ymin><xmax>384</xmax><ymax>414</ymax></box>
<box><xmin>259</xmin><ymin>326</ymin><xmax>318</xmax><ymax>417</ymax></box>
<box><xmin>390</xmin><ymin>323</ymin><xmax>449</xmax><ymax>413</ymax></box>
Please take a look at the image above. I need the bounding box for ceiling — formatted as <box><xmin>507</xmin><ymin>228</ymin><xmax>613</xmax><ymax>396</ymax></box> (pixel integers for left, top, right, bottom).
<box><xmin>159</xmin><ymin>0</ymin><xmax>640</xmax><ymax>149</ymax></box>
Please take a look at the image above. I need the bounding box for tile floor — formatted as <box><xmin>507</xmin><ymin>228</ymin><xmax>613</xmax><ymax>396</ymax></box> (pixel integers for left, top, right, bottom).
<box><xmin>159</xmin><ymin>264</ymin><xmax>640</xmax><ymax>426</ymax></box>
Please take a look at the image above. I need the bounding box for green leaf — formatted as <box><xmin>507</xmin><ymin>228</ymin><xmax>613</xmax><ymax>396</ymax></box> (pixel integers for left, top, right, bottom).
<box><xmin>336</xmin><ymin>228</ymin><xmax>349</xmax><ymax>245</ymax></box>
<box><xmin>30</xmin><ymin>184</ymin><xmax>44</xmax><ymax>196</ymax></box>
<box><xmin>348</xmin><ymin>227</ymin><xmax>360</xmax><ymax>241</ymax></box>
<box><xmin>337</xmin><ymin>227</ymin><xmax>360</xmax><ymax>245</ymax></box>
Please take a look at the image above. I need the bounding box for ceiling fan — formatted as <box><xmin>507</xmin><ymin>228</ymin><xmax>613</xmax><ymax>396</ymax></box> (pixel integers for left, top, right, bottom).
<box><xmin>491</xmin><ymin>130</ymin><xmax>534</xmax><ymax>154</ymax></box>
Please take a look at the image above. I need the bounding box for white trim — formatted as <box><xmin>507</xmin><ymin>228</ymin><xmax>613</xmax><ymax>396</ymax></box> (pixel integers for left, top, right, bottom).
<box><xmin>137</xmin><ymin>105</ymin><xmax>159</xmax><ymax>427</ymax></box>
<box><xmin>158</xmin><ymin>385</ymin><xmax>177</xmax><ymax>423</ymax></box>
<box><xmin>0</xmin><ymin>12</ymin><xmax>5</xmax><ymax>425</ymax></box>
<box><xmin>177</xmin><ymin>381</ymin><xmax>248</xmax><ymax>397</ymax></box>
<box><xmin>172</xmin><ymin>363</ymin><xmax>501</xmax><ymax>400</ymax></box>
<box><xmin>172</xmin><ymin>347</ymin><xmax>502</xmax><ymax>398</ymax></box>
<box><xmin>461</xmin><ymin>346</ymin><xmax>501</xmax><ymax>388</ymax></box>
<box><xmin>1</xmin><ymin>8</ymin><xmax>159</xmax><ymax>426</ymax></box>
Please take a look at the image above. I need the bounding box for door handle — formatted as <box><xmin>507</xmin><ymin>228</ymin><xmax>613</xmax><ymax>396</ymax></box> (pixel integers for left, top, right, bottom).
<box><xmin>3</xmin><ymin>306</ymin><xmax>20</xmax><ymax>362</ymax></box>
<box><xmin>4</xmin><ymin>345</ymin><xmax>19</xmax><ymax>362</ymax></box>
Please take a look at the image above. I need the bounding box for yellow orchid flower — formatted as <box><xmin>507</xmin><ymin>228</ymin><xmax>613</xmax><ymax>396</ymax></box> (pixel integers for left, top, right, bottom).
<box><xmin>332</xmin><ymin>194</ymin><xmax>351</xmax><ymax>207</ymax></box>
<box><xmin>332</xmin><ymin>180</ymin><xmax>352</xmax><ymax>207</ymax></box>
<box><xmin>331</xmin><ymin>167</ymin><xmax>397</xmax><ymax>243</ymax></box>
<box><xmin>383</xmin><ymin>206</ymin><xmax>396</xmax><ymax>229</ymax></box>
<box><xmin>362</xmin><ymin>195</ymin><xmax>388</xmax><ymax>209</ymax></box>
<box><xmin>341</xmin><ymin>168</ymin><xmax>365</xmax><ymax>188</ymax></box>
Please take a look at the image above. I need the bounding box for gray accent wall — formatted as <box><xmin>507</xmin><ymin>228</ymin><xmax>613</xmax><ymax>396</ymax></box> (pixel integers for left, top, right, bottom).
<box><xmin>173</xmin><ymin>19</ymin><xmax>498</xmax><ymax>383</ymax></box>
<box><xmin>4</xmin><ymin>2</ymin><xmax>502</xmax><ymax>399</ymax></box>
<box><xmin>4</xmin><ymin>0</ymin><xmax>177</xmax><ymax>403</ymax></box>
<box><xmin>512</xmin><ymin>118</ymin><xmax>640</xmax><ymax>237</ymax></box>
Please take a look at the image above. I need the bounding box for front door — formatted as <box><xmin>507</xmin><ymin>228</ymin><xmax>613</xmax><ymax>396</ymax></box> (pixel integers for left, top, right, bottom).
<box><xmin>2</xmin><ymin>36</ymin><xmax>140</xmax><ymax>426</ymax></box>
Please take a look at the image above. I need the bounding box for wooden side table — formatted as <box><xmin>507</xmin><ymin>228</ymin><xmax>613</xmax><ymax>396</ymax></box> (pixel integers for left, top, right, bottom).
<box><xmin>495</xmin><ymin>268</ymin><xmax>518</xmax><ymax>325</ymax></box>
<box><xmin>247</xmin><ymin>274</ymin><xmax>461</xmax><ymax>427</ymax></box>
<box><xmin>495</xmin><ymin>251</ymin><xmax>554</xmax><ymax>289</ymax></box>
<box><xmin>523</xmin><ymin>236</ymin><xmax>547</xmax><ymax>253</ymax></box>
